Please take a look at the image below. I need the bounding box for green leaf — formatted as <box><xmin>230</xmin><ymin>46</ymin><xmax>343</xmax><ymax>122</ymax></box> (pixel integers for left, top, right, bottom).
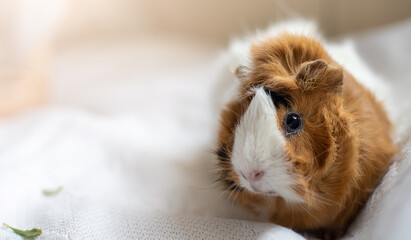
<box><xmin>3</xmin><ymin>223</ymin><xmax>42</xmax><ymax>238</ymax></box>
<box><xmin>42</xmin><ymin>186</ymin><xmax>63</xmax><ymax>196</ymax></box>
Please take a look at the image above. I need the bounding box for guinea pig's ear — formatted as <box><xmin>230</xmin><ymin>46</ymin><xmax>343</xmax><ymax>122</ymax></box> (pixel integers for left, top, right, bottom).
<box><xmin>296</xmin><ymin>59</ymin><xmax>343</xmax><ymax>94</ymax></box>
<box><xmin>234</xmin><ymin>65</ymin><xmax>250</xmax><ymax>82</ymax></box>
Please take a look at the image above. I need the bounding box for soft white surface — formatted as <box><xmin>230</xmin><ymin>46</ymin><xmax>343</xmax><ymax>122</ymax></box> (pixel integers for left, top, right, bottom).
<box><xmin>0</xmin><ymin>108</ymin><xmax>301</xmax><ymax>239</ymax></box>
<box><xmin>1</xmin><ymin>19</ymin><xmax>411</xmax><ymax>239</ymax></box>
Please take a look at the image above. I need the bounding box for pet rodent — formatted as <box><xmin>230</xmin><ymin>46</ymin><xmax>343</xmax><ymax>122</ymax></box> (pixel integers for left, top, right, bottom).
<box><xmin>215</xmin><ymin>24</ymin><xmax>397</xmax><ymax>237</ymax></box>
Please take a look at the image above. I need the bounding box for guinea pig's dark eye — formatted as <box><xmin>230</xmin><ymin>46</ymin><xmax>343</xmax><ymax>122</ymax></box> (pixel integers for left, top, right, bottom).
<box><xmin>284</xmin><ymin>112</ymin><xmax>303</xmax><ymax>136</ymax></box>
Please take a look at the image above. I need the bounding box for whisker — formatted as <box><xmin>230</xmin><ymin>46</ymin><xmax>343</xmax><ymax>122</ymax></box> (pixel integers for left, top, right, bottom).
<box><xmin>299</xmin><ymin>204</ymin><xmax>321</xmax><ymax>224</ymax></box>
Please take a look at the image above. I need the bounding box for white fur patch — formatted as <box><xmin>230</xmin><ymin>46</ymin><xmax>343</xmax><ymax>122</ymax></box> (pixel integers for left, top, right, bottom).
<box><xmin>231</xmin><ymin>87</ymin><xmax>302</xmax><ymax>203</ymax></box>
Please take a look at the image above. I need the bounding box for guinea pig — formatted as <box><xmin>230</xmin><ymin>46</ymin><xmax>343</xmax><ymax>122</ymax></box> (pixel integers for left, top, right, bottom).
<box><xmin>214</xmin><ymin>26</ymin><xmax>397</xmax><ymax>237</ymax></box>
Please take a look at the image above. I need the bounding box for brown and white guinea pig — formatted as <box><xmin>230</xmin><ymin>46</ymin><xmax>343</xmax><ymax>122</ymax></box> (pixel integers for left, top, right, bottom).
<box><xmin>214</xmin><ymin>22</ymin><xmax>397</xmax><ymax>236</ymax></box>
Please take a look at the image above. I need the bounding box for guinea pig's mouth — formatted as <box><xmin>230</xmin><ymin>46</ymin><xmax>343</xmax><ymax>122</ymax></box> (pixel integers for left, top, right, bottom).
<box><xmin>257</xmin><ymin>191</ymin><xmax>280</xmax><ymax>197</ymax></box>
<box><xmin>249</xmin><ymin>185</ymin><xmax>279</xmax><ymax>196</ymax></box>
<box><xmin>259</xmin><ymin>191</ymin><xmax>279</xmax><ymax>197</ymax></box>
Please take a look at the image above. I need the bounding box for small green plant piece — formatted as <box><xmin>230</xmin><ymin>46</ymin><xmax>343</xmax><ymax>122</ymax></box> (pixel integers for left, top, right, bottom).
<box><xmin>42</xmin><ymin>186</ymin><xmax>64</xmax><ymax>196</ymax></box>
<box><xmin>3</xmin><ymin>223</ymin><xmax>42</xmax><ymax>238</ymax></box>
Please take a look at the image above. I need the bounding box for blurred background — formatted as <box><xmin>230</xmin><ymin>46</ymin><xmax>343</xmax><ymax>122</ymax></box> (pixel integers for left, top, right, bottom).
<box><xmin>1</xmin><ymin>0</ymin><xmax>411</xmax><ymax>117</ymax></box>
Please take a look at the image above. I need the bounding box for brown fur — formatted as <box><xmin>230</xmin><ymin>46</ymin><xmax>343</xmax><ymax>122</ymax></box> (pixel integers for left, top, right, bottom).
<box><xmin>215</xmin><ymin>34</ymin><xmax>396</xmax><ymax>234</ymax></box>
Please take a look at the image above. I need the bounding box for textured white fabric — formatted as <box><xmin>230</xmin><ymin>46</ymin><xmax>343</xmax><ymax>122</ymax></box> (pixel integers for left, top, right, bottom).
<box><xmin>0</xmin><ymin>106</ymin><xmax>301</xmax><ymax>240</ymax></box>
<box><xmin>0</xmin><ymin>19</ymin><xmax>411</xmax><ymax>240</ymax></box>
<box><xmin>0</xmin><ymin>210</ymin><xmax>304</xmax><ymax>240</ymax></box>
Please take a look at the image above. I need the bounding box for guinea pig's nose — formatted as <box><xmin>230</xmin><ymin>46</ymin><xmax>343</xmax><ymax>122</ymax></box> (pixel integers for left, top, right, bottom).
<box><xmin>241</xmin><ymin>170</ymin><xmax>265</xmax><ymax>182</ymax></box>
<box><xmin>252</xmin><ymin>170</ymin><xmax>264</xmax><ymax>181</ymax></box>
